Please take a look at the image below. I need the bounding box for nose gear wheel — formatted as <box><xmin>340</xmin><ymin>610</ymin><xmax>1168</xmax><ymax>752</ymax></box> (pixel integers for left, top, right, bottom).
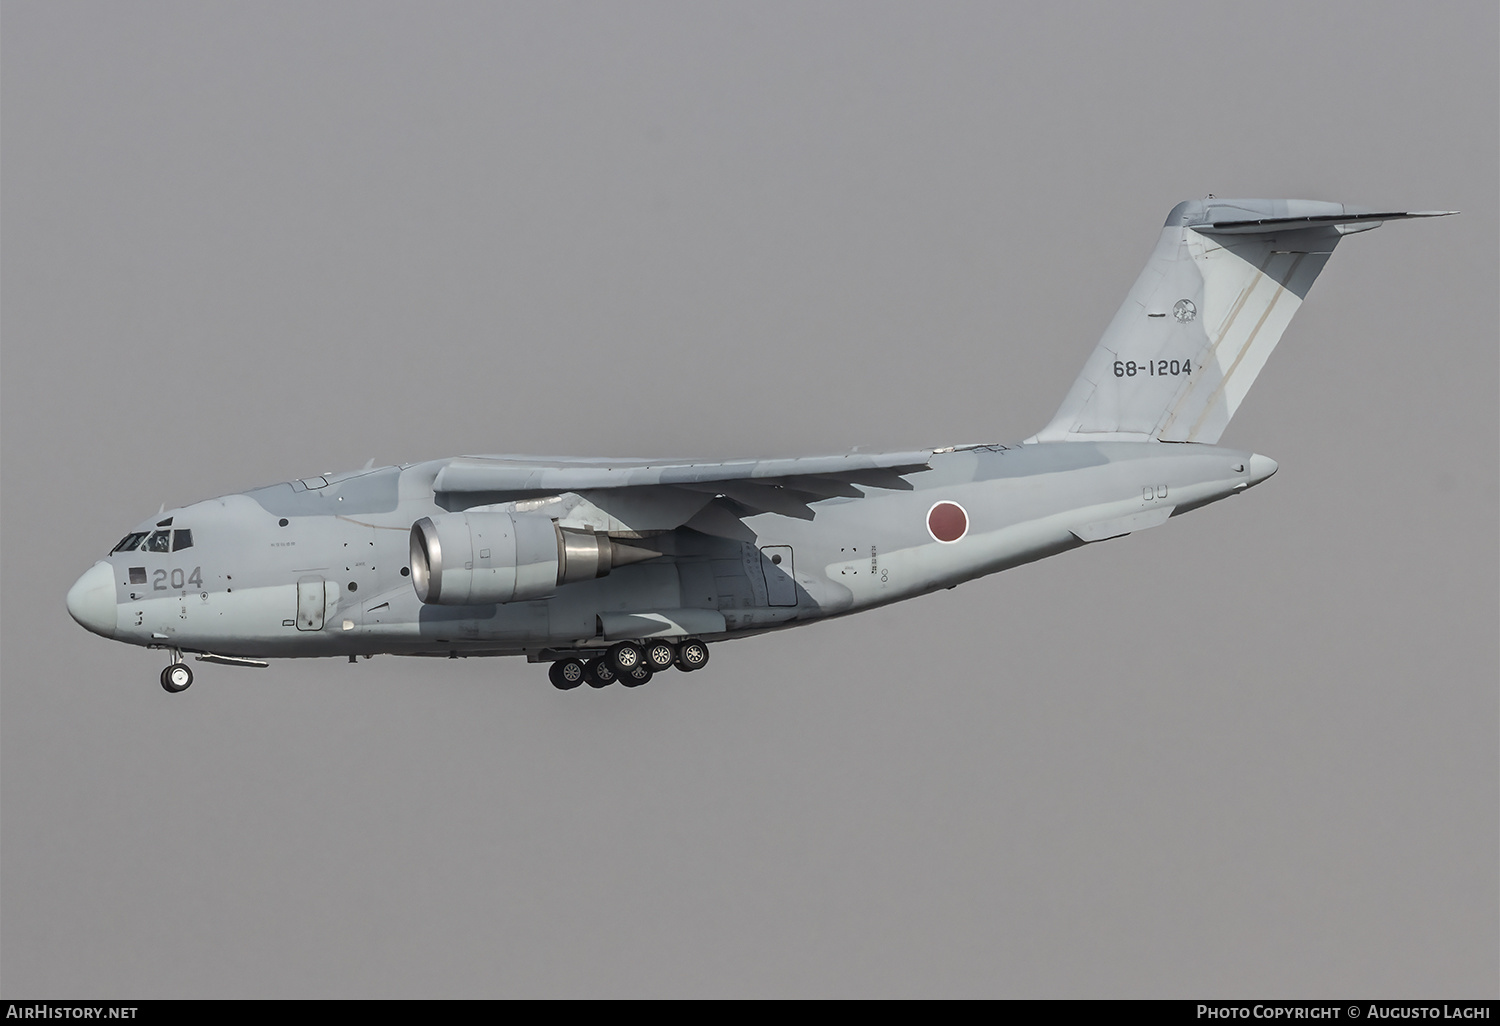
<box><xmin>160</xmin><ymin>663</ymin><xmax>193</xmax><ymax>693</ymax></box>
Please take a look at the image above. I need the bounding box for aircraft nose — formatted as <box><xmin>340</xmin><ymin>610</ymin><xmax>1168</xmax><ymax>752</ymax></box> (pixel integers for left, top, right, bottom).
<box><xmin>67</xmin><ymin>561</ymin><xmax>117</xmax><ymax>638</ymax></box>
<box><xmin>1247</xmin><ymin>453</ymin><xmax>1279</xmax><ymax>486</ymax></box>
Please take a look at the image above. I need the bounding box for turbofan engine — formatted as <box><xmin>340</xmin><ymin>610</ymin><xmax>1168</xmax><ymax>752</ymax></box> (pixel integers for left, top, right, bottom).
<box><xmin>409</xmin><ymin>512</ymin><xmax>658</xmax><ymax>605</ymax></box>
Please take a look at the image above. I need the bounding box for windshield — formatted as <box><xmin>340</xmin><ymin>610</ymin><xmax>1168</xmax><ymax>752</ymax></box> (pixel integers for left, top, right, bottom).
<box><xmin>110</xmin><ymin>528</ymin><xmax>194</xmax><ymax>554</ymax></box>
<box><xmin>111</xmin><ymin>532</ymin><xmax>148</xmax><ymax>554</ymax></box>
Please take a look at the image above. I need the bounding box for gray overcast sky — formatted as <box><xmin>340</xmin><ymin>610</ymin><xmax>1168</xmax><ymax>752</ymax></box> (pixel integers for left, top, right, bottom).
<box><xmin>3</xmin><ymin>0</ymin><xmax>1496</xmax><ymax>998</ymax></box>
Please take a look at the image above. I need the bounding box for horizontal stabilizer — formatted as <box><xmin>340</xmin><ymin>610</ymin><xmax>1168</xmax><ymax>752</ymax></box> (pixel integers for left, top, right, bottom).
<box><xmin>1191</xmin><ymin>209</ymin><xmax>1456</xmax><ymax>234</ymax></box>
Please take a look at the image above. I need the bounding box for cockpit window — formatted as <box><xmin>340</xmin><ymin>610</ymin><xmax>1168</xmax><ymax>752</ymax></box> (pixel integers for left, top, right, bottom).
<box><xmin>111</xmin><ymin>528</ymin><xmax>191</xmax><ymax>554</ymax></box>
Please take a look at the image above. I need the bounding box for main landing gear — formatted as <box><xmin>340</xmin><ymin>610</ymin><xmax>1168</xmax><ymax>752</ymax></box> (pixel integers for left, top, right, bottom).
<box><xmin>548</xmin><ymin>638</ymin><xmax>710</xmax><ymax>691</ymax></box>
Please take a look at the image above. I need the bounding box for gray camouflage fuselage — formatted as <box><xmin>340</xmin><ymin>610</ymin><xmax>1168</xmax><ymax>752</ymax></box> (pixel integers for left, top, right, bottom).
<box><xmin>68</xmin><ymin>441</ymin><xmax>1274</xmax><ymax>661</ymax></box>
<box><xmin>66</xmin><ymin>198</ymin><xmax>1450</xmax><ymax>685</ymax></box>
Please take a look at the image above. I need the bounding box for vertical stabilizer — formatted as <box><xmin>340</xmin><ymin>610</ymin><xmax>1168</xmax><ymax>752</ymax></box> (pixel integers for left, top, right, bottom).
<box><xmin>1028</xmin><ymin>200</ymin><xmax>1453</xmax><ymax>444</ymax></box>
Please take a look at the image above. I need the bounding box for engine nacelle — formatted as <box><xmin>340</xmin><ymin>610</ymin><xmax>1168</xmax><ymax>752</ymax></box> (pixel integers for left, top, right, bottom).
<box><xmin>410</xmin><ymin>512</ymin><xmax>558</xmax><ymax>605</ymax></box>
<box><xmin>410</xmin><ymin>513</ymin><xmax>658</xmax><ymax>605</ymax></box>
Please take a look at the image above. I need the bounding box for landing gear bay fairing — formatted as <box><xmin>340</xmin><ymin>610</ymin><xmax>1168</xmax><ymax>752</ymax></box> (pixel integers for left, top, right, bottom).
<box><xmin>68</xmin><ymin>199</ymin><xmax>1451</xmax><ymax>693</ymax></box>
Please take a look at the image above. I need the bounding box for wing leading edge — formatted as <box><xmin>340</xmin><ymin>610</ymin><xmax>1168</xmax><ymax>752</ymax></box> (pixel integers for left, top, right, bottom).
<box><xmin>431</xmin><ymin>450</ymin><xmax>934</xmax><ymax>523</ymax></box>
<box><xmin>433</xmin><ymin>450</ymin><xmax>933</xmax><ymax>494</ymax></box>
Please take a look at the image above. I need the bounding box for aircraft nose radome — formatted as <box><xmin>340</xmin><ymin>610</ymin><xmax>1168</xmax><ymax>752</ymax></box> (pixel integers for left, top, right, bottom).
<box><xmin>66</xmin><ymin>562</ymin><xmax>117</xmax><ymax>638</ymax></box>
<box><xmin>1247</xmin><ymin>453</ymin><xmax>1279</xmax><ymax>486</ymax></box>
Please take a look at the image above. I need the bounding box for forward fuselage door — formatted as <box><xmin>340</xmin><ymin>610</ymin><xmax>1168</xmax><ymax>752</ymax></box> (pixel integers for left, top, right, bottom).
<box><xmin>296</xmin><ymin>576</ymin><xmax>326</xmax><ymax>631</ymax></box>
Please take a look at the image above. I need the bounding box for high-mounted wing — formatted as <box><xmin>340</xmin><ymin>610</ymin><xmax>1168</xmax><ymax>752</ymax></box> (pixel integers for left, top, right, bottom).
<box><xmin>433</xmin><ymin>450</ymin><xmax>933</xmax><ymax>494</ymax></box>
<box><xmin>432</xmin><ymin>449</ymin><xmax>935</xmax><ymax>529</ymax></box>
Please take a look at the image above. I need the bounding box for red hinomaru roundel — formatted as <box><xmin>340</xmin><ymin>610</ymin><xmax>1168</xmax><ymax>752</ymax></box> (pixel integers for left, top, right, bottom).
<box><xmin>926</xmin><ymin>501</ymin><xmax>968</xmax><ymax>543</ymax></box>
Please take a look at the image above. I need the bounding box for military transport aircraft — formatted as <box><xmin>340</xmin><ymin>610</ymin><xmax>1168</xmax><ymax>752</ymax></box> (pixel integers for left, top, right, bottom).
<box><xmin>68</xmin><ymin>198</ymin><xmax>1452</xmax><ymax>693</ymax></box>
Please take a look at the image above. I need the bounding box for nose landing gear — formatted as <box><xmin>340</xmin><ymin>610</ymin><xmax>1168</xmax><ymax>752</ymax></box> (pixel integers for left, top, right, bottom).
<box><xmin>160</xmin><ymin>652</ymin><xmax>193</xmax><ymax>694</ymax></box>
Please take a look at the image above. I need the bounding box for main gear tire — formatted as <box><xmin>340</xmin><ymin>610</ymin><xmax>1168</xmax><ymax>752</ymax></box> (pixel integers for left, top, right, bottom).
<box><xmin>619</xmin><ymin>663</ymin><xmax>654</xmax><ymax>688</ymax></box>
<box><xmin>675</xmin><ymin>639</ymin><xmax>709</xmax><ymax>672</ymax></box>
<box><xmin>608</xmin><ymin>642</ymin><xmax>644</xmax><ymax>673</ymax></box>
<box><xmin>549</xmin><ymin>659</ymin><xmax>586</xmax><ymax>690</ymax></box>
<box><xmin>585</xmin><ymin>657</ymin><xmax>618</xmax><ymax>688</ymax></box>
<box><xmin>644</xmin><ymin>641</ymin><xmax>677</xmax><ymax>671</ymax></box>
